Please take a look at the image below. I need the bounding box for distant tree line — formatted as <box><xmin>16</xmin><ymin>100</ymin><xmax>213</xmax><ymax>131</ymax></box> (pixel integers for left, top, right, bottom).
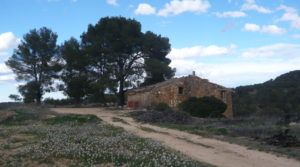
<box><xmin>233</xmin><ymin>70</ymin><xmax>300</xmax><ymax>117</ymax></box>
<box><xmin>6</xmin><ymin>17</ymin><xmax>175</xmax><ymax>105</ymax></box>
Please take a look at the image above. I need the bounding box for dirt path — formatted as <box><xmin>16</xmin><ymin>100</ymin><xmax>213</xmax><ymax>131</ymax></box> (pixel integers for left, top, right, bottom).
<box><xmin>51</xmin><ymin>108</ymin><xmax>300</xmax><ymax>167</ymax></box>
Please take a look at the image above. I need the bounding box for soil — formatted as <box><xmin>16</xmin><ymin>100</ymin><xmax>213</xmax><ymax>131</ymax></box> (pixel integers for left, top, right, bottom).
<box><xmin>51</xmin><ymin>108</ymin><xmax>300</xmax><ymax>167</ymax></box>
<box><xmin>0</xmin><ymin>110</ymin><xmax>16</xmax><ymax>122</ymax></box>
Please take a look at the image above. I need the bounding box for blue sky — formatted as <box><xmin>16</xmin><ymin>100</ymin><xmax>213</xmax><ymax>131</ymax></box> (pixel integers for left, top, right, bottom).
<box><xmin>1</xmin><ymin>0</ymin><xmax>300</xmax><ymax>102</ymax></box>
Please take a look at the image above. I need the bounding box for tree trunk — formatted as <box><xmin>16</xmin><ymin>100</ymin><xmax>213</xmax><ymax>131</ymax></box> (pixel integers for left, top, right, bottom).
<box><xmin>36</xmin><ymin>90</ymin><xmax>42</xmax><ymax>105</ymax></box>
<box><xmin>36</xmin><ymin>85</ymin><xmax>42</xmax><ymax>105</ymax></box>
<box><xmin>118</xmin><ymin>78</ymin><xmax>125</xmax><ymax>107</ymax></box>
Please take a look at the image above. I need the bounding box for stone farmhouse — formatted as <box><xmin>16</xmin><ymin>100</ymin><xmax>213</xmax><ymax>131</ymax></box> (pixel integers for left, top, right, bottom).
<box><xmin>126</xmin><ymin>73</ymin><xmax>234</xmax><ymax>118</ymax></box>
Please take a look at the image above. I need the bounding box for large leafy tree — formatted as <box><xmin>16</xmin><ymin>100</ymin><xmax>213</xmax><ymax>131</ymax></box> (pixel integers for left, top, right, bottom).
<box><xmin>81</xmin><ymin>20</ymin><xmax>117</xmax><ymax>103</ymax></box>
<box><xmin>6</xmin><ymin>27</ymin><xmax>60</xmax><ymax>104</ymax></box>
<box><xmin>81</xmin><ymin>17</ymin><xmax>144</xmax><ymax>106</ymax></box>
<box><xmin>142</xmin><ymin>31</ymin><xmax>175</xmax><ymax>86</ymax></box>
<box><xmin>59</xmin><ymin>38</ymin><xmax>90</xmax><ymax>103</ymax></box>
<box><xmin>81</xmin><ymin>17</ymin><xmax>174</xmax><ymax>105</ymax></box>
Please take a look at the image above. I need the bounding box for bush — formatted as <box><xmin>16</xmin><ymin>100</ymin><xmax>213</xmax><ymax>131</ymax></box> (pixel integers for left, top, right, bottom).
<box><xmin>43</xmin><ymin>98</ymin><xmax>73</xmax><ymax>105</ymax></box>
<box><xmin>178</xmin><ymin>96</ymin><xmax>227</xmax><ymax>118</ymax></box>
<box><xmin>265</xmin><ymin>129</ymin><xmax>300</xmax><ymax>147</ymax></box>
<box><xmin>152</xmin><ymin>103</ymin><xmax>172</xmax><ymax>112</ymax></box>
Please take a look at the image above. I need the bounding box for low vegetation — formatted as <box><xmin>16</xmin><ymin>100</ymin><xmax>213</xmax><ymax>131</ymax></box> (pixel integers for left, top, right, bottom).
<box><xmin>129</xmin><ymin>105</ymin><xmax>300</xmax><ymax>160</ymax></box>
<box><xmin>233</xmin><ymin>70</ymin><xmax>300</xmax><ymax>118</ymax></box>
<box><xmin>178</xmin><ymin>97</ymin><xmax>227</xmax><ymax>118</ymax></box>
<box><xmin>111</xmin><ymin>117</ymin><xmax>129</xmax><ymax>124</ymax></box>
<box><xmin>129</xmin><ymin>109</ymin><xmax>192</xmax><ymax>124</ymax></box>
<box><xmin>0</xmin><ymin>106</ymin><xmax>212</xmax><ymax>167</ymax></box>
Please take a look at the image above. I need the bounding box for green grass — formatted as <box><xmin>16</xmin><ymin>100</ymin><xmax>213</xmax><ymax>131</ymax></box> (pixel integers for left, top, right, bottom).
<box><xmin>111</xmin><ymin>117</ymin><xmax>129</xmax><ymax>124</ymax></box>
<box><xmin>0</xmin><ymin>106</ymin><xmax>56</xmax><ymax>126</ymax></box>
<box><xmin>0</xmin><ymin>106</ymin><xmax>214</xmax><ymax>167</ymax></box>
<box><xmin>153</xmin><ymin>123</ymin><xmax>300</xmax><ymax>161</ymax></box>
<box><xmin>45</xmin><ymin>114</ymin><xmax>101</xmax><ymax>125</ymax></box>
<box><xmin>0</xmin><ymin>111</ymin><xmax>34</xmax><ymax>126</ymax></box>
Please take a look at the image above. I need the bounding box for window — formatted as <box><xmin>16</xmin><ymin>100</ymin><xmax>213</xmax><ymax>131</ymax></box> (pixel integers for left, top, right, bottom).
<box><xmin>178</xmin><ymin>87</ymin><xmax>184</xmax><ymax>94</ymax></box>
<box><xmin>220</xmin><ymin>91</ymin><xmax>226</xmax><ymax>101</ymax></box>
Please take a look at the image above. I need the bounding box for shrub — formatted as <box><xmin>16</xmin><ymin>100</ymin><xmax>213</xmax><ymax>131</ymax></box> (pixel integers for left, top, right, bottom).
<box><xmin>152</xmin><ymin>102</ymin><xmax>172</xmax><ymax>112</ymax></box>
<box><xmin>43</xmin><ymin>98</ymin><xmax>73</xmax><ymax>105</ymax></box>
<box><xmin>265</xmin><ymin>129</ymin><xmax>300</xmax><ymax>147</ymax></box>
<box><xmin>178</xmin><ymin>96</ymin><xmax>227</xmax><ymax>118</ymax></box>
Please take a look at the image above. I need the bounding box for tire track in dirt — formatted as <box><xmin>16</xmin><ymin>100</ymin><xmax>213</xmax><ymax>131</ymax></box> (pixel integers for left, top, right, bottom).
<box><xmin>51</xmin><ymin>108</ymin><xmax>300</xmax><ymax>167</ymax></box>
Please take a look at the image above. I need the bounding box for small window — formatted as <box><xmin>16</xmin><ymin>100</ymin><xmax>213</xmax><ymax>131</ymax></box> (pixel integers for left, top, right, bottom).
<box><xmin>178</xmin><ymin>87</ymin><xmax>184</xmax><ymax>94</ymax></box>
<box><xmin>220</xmin><ymin>91</ymin><xmax>226</xmax><ymax>100</ymax></box>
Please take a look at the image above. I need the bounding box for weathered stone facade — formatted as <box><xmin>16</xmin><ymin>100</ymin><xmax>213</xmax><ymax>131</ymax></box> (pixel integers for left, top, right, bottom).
<box><xmin>127</xmin><ymin>75</ymin><xmax>233</xmax><ymax>118</ymax></box>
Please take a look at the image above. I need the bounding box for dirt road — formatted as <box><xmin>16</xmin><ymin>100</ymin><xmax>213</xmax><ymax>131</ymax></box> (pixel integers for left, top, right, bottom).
<box><xmin>51</xmin><ymin>108</ymin><xmax>300</xmax><ymax>167</ymax></box>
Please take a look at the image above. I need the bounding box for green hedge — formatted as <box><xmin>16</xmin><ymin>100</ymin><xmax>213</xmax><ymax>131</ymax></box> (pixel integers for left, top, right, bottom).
<box><xmin>178</xmin><ymin>96</ymin><xmax>227</xmax><ymax>118</ymax></box>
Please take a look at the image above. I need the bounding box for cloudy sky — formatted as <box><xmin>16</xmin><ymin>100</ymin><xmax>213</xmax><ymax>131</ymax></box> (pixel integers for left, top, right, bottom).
<box><xmin>1</xmin><ymin>0</ymin><xmax>300</xmax><ymax>102</ymax></box>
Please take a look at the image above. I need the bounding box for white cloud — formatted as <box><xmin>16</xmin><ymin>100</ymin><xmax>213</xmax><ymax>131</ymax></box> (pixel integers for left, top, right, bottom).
<box><xmin>167</xmin><ymin>43</ymin><xmax>300</xmax><ymax>87</ymax></box>
<box><xmin>244</xmin><ymin>23</ymin><xmax>260</xmax><ymax>32</ymax></box>
<box><xmin>170</xmin><ymin>58</ymin><xmax>300</xmax><ymax>87</ymax></box>
<box><xmin>0</xmin><ymin>63</ymin><xmax>14</xmax><ymax>82</ymax></box>
<box><xmin>0</xmin><ymin>52</ymin><xmax>8</xmax><ymax>56</ymax></box>
<box><xmin>277</xmin><ymin>5</ymin><xmax>296</xmax><ymax>13</ymax></box>
<box><xmin>277</xmin><ymin>5</ymin><xmax>300</xmax><ymax>29</ymax></box>
<box><xmin>106</xmin><ymin>0</ymin><xmax>118</xmax><ymax>6</ymax></box>
<box><xmin>167</xmin><ymin>44</ymin><xmax>236</xmax><ymax>59</ymax></box>
<box><xmin>134</xmin><ymin>3</ymin><xmax>156</xmax><ymax>15</ymax></box>
<box><xmin>0</xmin><ymin>32</ymin><xmax>20</xmax><ymax>56</ymax></box>
<box><xmin>215</xmin><ymin>11</ymin><xmax>247</xmax><ymax>18</ymax></box>
<box><xmin>292</xmin><ymin>34</ymin><xmax>300</xmax><ymax>39</ymax></box>
<box><xmin>241</xmin><ymin>43</ymin><xmax>300</xmax><ymax>58</ymax></box>
<box><xmin>47</xmin><ymin>0</ymin><xmax>78</xmax><ymax>2</ymax></box>
<box><xmin>157</xmin><ymin>0</ymin><xmax>210</xmax><ymax>17</ymax></box>
<box><xmin>241</xmin><ymin>0</ymin><xmax>271</xmax><ymax>14</ymax></box>
<box><xmin>0</xmin><ymin>63</ymin><xmax>11</xmax><ymax>73</ymax></box>
<box><xmin>243</xmin><ymin>24</ymin><xmax>285</xmax><ymax>35</ymax></box>
<box><xmin>261</xmin><ymin>25</ymin><xmax>286</xmax><ymax>35</ymax></box>
<box><xmin>0</xmin><ymin>74</ymin><xmax>14</xmax><ymax>81</ymax></box>
<box><xmin>245</xmin><ymin>0</ymin><xmax>255</xmax><ymax>3</ymax></box>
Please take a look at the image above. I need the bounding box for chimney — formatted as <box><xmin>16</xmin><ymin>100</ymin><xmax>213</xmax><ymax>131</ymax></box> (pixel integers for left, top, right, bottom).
<box><xmin>192</xmin><ymin>71</ymin><xmax>196</xmax><ymax>76</ymax></box>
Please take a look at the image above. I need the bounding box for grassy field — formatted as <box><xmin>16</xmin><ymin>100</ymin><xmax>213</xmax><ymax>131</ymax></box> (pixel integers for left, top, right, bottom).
<box><xmin>129</xmin><ymin>110</ymin><xmax>300</xmax><ymax>160</ymax></box>
<box><xmin>0</xmin><ymin>106</ymin><xmax>213</xmax><ymax>167</ymax></box>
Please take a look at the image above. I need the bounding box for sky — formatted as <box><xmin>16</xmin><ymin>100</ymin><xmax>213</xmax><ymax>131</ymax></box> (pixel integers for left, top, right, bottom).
<box><xmin>0</xmin><ymin>0</ymin><xmax>300</xmax><ymax>102</ymax></box>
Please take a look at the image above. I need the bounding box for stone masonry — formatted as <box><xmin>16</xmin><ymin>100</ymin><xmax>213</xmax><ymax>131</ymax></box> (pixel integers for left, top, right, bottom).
<box><xmin>126</xmin><ymin>75</ymin><xmax>234</xmax><ymax>118</ymax></box>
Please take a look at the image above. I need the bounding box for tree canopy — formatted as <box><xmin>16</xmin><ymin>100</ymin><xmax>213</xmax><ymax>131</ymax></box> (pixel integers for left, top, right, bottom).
<box><xmin>233</xmin><ymin>70</ymin><xmax>300</xmax><ymax>116</ymax></box>
<box><xmin>7</xmin><ymin>17</ymin><xmax>174</xmax><ymax>105</ymax></box>
<box><xmin>6</xmin><ymin>27</ymin><xmax>60</xmax><ymax>104</ymax></box>
<box><xmin>142</xmin><ymin>31</ymin><xmax>175</xmax><ymax>86</ymax></box>
<box><xmin>81</xmin><ymin>16</ymin><xmax>173</xmax><ymax>105</ymax></box>
<box><xmin>59</xmin><ymin>38</ymin><xmax>90</xmax><ymax>103</ymax></box>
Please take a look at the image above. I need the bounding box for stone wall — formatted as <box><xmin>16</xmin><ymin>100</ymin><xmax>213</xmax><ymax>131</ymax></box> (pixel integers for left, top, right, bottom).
<box><xmin>127</xmin><ymin>76</ymin><xmax>233</xmax><ymax>118</ymax></box>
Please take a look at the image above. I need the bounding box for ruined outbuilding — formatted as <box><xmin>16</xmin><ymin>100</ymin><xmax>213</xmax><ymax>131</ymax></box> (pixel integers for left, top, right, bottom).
<box><xmin>127</xmin><ymin>73</ymin><xmax>234</xmax><ymax>118</ymax></box>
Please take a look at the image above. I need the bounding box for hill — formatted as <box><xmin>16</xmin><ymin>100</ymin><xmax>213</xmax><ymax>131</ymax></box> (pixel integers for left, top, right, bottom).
<box><xmin>233</xmin><ymin>70</ymin><xmax>300</xmax><ymax>117</ymax></box>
